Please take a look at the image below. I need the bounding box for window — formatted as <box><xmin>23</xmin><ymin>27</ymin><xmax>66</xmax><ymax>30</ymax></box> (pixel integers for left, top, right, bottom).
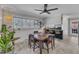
<box><xmin>13</xmin><ymin>17</ymin><xmax>23</xmax><ymax>30</ymax></box>
<box><xmin>13</xmin><ymin>16</ymin><xmax>42</xmax><ymax>30</ymax></box>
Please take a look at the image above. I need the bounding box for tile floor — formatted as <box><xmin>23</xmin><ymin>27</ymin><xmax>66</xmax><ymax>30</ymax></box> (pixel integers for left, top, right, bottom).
<box><xmin>12</xmin><ymin>30</ymin><xmax>79</xmax><ymax>54</ymax></box>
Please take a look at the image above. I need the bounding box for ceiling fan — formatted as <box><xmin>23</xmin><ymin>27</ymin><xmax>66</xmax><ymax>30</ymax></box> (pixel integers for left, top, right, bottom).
<box><xmin>35</xmin><ymin>4</ymin><xmax>58</xmax><ymax>14</ymax></box>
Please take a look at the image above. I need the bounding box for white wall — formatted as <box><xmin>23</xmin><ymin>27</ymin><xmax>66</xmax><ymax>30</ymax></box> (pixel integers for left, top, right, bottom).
<box><xmin>0</xmin><ymin>8</ymin><xmax>2</xmax><ymax>30</ymax></box>
<box><xmin>62</xmin><ymin>15</ymin><xmax>69</xmax><ymax>36</ymax></box>
<box><xmin>45</xmin><ymin>14</ymin><xmax>61</xmax><ymax>28</ymax></box>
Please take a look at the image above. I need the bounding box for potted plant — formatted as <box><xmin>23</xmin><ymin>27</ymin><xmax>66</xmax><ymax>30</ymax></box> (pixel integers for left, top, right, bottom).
<box><xmin>0</xmin><ymin>24</ymin><xmax>15</xmax><ymax>53</ymax></box>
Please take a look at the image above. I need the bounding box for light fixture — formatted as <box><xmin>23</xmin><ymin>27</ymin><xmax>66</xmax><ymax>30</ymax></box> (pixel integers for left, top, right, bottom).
<box><xmin>5</xmin><ymin>15</ymin><xmax>13</xmax><ymax>22</ymax></box>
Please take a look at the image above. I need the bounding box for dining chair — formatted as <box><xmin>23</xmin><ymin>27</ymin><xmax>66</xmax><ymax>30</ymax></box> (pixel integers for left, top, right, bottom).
<box><xmin>33</xmin><ymin>35</ymin><xmax>55</xmax><ymax>54</ymax></box>
<box><xmin>28</xmin><ymin>34</ymin><xmax>34</xmax><ymax>48</ymax></box>
<box><xmin>28</xmin><ymin>34</ymin><xmax>39</xmax><ymax>49</ymax></box>
<box><xmin>28</xmin><ymin>34</ymin><xmax>55</xmax><ymax>54</ymax></box>
<box><xmin>44</xmin><ymin>35</ymin><xmax>55</xmax><ymax>53</ymax></box>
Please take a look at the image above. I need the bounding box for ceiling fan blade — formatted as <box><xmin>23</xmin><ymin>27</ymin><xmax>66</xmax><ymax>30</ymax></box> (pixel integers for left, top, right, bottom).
<box><xmin>35</xmin><ymin>9</ymin><xmax>42</xmax><ymax>11</ymax></box>
<box><xmin>44</xmin><ymin>4</ymin><xmax>48</xmax><ymax>10</ymax></box>
<box><xmin>47</xmin><ymin>11</ymin><xmax>50</xmax><ymax>14</ymax></box>
<box><xmin>47</xmin><ymin>8</ymin><xmax>58</xmax><ymax>11</ymax></box>
<box><xmin>40</xmin><ymin>12</ymin><xmax>43</xmax><ymax>14</ymax></box>
<box><xmin>40</xmin><ymin>11</ymin><xmax>50</xmax><ymax>14</ymax></box>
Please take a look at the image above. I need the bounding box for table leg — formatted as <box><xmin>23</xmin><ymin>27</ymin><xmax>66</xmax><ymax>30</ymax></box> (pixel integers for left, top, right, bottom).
<box><xmin>51</xmin><ymin>40</ymin><xmax>53</xmax><ymax>50</ymax></box>
<box><xmin>53</xmin><ymin>37</ymin><xmax>55</xmax><ymax>48</ymax></box>
<box><xmin>39</xmin><ymin>41</ymin><xmax>42</xmax><ymax>54</ymax></box>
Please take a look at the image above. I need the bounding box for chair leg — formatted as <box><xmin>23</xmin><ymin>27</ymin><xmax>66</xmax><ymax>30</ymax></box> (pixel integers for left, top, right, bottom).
<box><xmin>53</xmin><ymin>38</ymin><xmax>55</xmax><ymax>48</ymax></box>
<box><xmin>12</xmin><ymin>41</ymin><xmax>15</xmax><ymax>54</ymax></box>
<box><xmin>39</xmin><ymin>41</ymin><xmax>42</xmax><ymax>54</ymax></box>
<box><xmin>33</xmin><ymin>40</ymin><xmax>36</xmax><ymax>51</ymax></box>
<box><xmin>51</xmin><ymin>40</ymin><xmax>53</xmax><ymax>50</ymax></box>
<box><xmin>28</xmin><ymin>39</ymin><xmax>31</xmax><ymax>48</ymax></box>
<box><xmin>46</xmin><ymin>42</ymin><xmax>49</xmax><ymax>53</ymax></box>
<box><xmin>29</xmin><ymin>42</ymin><xmax>31</xmax><ymax>48</ymax></box>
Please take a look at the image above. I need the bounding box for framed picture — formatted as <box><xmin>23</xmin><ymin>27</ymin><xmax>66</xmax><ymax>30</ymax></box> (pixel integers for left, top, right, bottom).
<box><xmin>69</xmin><ymin>17</ymin><xmax>79</xmax><ymax>36</ymax></box>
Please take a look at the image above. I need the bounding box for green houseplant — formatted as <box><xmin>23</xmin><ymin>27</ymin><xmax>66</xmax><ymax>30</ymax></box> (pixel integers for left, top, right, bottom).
<box><xmin>0</xmin><ymin>24</ymin><xmax>15</xmax><ymax>53</ymax></box>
